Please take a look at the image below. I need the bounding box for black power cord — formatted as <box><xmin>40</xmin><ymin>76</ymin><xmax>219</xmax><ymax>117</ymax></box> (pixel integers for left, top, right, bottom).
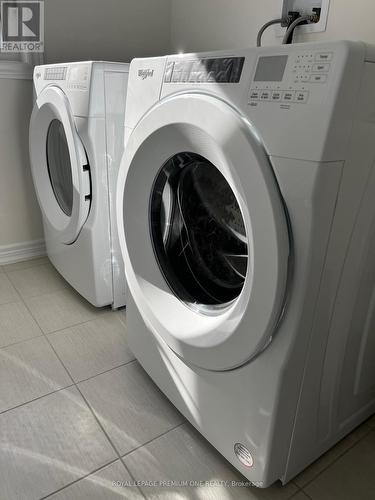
<box><xmin>256</xmin><ymin>9</ymin><xmax>320</xmax><ymax>47</ymax></box>
<box><xmin>283</xmin><ymin>8</ymin><xmax>321</xmax><ymax>44</ymax></box>
<box><xmin>256</xmin><ymin>18</ymin><xmax>286</xmax><ymax>47</ymax></box>
<box><xmin>284</xmin><ymin>11</ymin><xmax>303</xmax><ymax>45</ymax></box>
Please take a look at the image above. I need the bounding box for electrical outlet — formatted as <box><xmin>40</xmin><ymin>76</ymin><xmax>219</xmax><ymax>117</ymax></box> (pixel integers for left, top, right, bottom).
<box><xmin>276</xmin><ymin>0</ymin><xmax>330</xmax><ymax>37</ymax></box>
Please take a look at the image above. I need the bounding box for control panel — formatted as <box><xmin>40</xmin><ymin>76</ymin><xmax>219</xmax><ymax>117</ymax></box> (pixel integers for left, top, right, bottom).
<box><xmin>44</xmin><ymin>66</ymin><xmax>67</xmax><ymax>81</ymax></box>
<box><xmin>164</xmin><ymin>57</ymin><xmax>245</xmax><ymax>84</ymax></box>
<box><xmin>67</xmin><ymin>64</ymin><xmax>90</xmax><ymax>91</ymax></box>
<box><xmin>249</xmin><ymin>50</ymin><xmax>333</xmax><ymax>106</ymax></box>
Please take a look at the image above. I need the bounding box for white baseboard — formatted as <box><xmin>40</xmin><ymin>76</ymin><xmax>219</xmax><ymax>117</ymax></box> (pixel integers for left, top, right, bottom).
<box><xmin>0</xmin><ymin>239</ymin><xmax>46</xmax><ymax>265</ymax></box>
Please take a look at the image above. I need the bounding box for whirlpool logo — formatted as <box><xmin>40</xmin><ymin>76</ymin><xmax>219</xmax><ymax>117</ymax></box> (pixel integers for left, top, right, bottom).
<box><xmin>138</xmin><ymin>69</ymin><xmax>154</xmax><ymax>80</ymax></box>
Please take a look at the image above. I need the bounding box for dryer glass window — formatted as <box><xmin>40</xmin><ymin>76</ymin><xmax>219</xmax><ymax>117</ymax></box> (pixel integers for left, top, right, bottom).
<box><xmin>150</xmin><ymin>152</ymin><xmax>248</xmax><ymax>312</ymax></box>
<box><xmin>46</xmin><ymin>119</ymin><xmax>73</xmax><ymax>216</ymax></box>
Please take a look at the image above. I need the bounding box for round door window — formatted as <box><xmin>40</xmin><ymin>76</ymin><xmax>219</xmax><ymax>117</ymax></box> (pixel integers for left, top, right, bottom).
<box><xmin>150</xmin><ymin>152</ymin><xmax>248</xmax><ymax>313</ymax></box>
<box><xmin>46</xmin><ymin>119</ymin><xmax>74</xmax><ymax>216</ymax></box>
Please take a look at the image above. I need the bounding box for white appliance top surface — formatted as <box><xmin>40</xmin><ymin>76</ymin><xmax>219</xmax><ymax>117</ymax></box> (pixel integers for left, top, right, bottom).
<box><xmin>33</xmin><ymin>61</ymin><xmax>129</xmax><ymax>118</ymax></box>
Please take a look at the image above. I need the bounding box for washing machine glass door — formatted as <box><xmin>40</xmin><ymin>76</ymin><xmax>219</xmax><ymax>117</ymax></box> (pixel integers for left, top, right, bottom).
<box><xmin>119</xmin><ymin>93</ymin><xmax>290</xmax><ymax>371</ymax></box>
<box><xmin>29</xmin><ymin>86</ymin><xmax>91</xmax><ymax>244</ymax></box>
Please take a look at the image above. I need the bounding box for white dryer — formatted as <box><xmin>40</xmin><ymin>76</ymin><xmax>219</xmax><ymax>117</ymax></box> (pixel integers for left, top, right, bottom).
<box><xmin>30</xmin><ymin>62</ymin><xmax>129</xmax><ymax>308</ymax></box>
<box><xmin>117</xmin><ymin>41</ymin><xmax>375</xmax><ymax>486</ymax></box>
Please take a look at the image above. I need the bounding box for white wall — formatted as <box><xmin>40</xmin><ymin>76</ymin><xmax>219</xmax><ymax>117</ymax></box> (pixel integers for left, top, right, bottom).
<box><xmin>171</xmin><ymin>0</ymin><xmax>375</xmax><ymax>53</ymax></box>
<box><xmin>0</xmin><ymin>76</ymin><xmax>44</xmax><ymax>251</ymax></box>
<box><xmin>45</xmin><ymin>0</ymin><xmax>171</xmax><ymax>63</ymax></box>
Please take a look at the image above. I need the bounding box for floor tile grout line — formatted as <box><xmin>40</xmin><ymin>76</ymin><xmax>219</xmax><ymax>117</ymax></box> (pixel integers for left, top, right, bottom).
<box><xmin>74</xmin><ymin>358</ymin><xmax>137</xmax><ymax>385</ymax></box>
<box><xmin>18</xmin><ymin>287</ymin><xmax>111</xmax><ymax>337</ymax></box>
<box><xmin>9</xmin><ymin>285</ymin><xmax>71</xmax><ymax>303</ymax></box>
<box><xmin>39</xmin><ymin>457</ymin><xmax>120</xmax><ymax>500</ymax></box>
<box><xmin>40</xmin><ymin>335</ymin><xmax>134</xmax><ymax>492</ymax></box>
<box><xmin>287</xmin><ymin>490</ymin><xmax>305</xmax><ymax>500</ymax></box>
<box><xmin>296</xmin><ymin>426</ymin><xmax>375</xmax><ymax>490</ymax></box>
<box><xmin>38</xmin><ymin>326</ymin><xmax>147</xmax><ymax>500</ymax></box>
<box><xmin>0</xmin><ymin>280</ymin><xmax>47</xmax><ymax>341</ymax></box>
<box><xmin>300</xmin><ymin>490</ymin><xmax>313</xmax><ymax>499</ymax></box>
<box><xmin>2</xmin><ymin>256</ymin><xmax>48</xmax><ymax>270</ymax></box>
<box><xmin>0</xmin><ymin>382</ymin><xmax>76</xmax><ymax>416</ymax></box>
<box><xmin>73</xmin><ymin>383</ymin><xmax>147</xmax><ymax>500</ymax></box>
<box><xmin>118</xmin><ymin>422</ymin><xmax>186</xmax><ymax>498</ymax></box>
<box><xmin>5</xmin><ymin>277</ymin><xmax>32</xmax><ymax>309</ymax></box>
<box><xmin>3</xmin><ymin>261</ymin><xmax>55</xmax><ymax>277</ymax></box>
<box><xmin>20</xmin><ymin>300</ymin><xmax>76</xmax><ymax>384</ymax></box>
<box><xmin>0</xmin><ymin>270</ymin><xmax>22</xmax><ymax>306</ymax></box>
<box><xmin>5</xmin><ymin>260</ymin><xmax>114</xmax><ymax>336</ymax></box>
<box><xmin>0</xmin><ymin>359</ymin><xmax>137</xmax><ymax>417</ymax></box>
<box><xmin>120</xmin><ymin>421</ymin><xmax>186</xmax><ymax>461</ymax></box>
<box><xmin>0</xmin><ymin>297</ymin><xmax>25</xmax><ymax>308</ymax></box>
<box><xmin>118</xmin><ymin>457</ymin><xmax>147</xmax><ymax>500</ymax></box>
<box><xmin>3</xmin><ymin>263</ymin><xmax>70</xmax><ymax>301</ymax></box>
<box><xmin>0</xmin><ymin>333</ymin><xmax>45</xmax><ymax>351</ymax></box>
<box><xmin>39</xmin><ymin>308</ymin><xmax>137</xmax><ymax>387</ymax></box>
<box><xmin>44</xmin><ymin>314</ymin><xmax>106</xmax><ymax>337</ymax></box>
<box><xmin>115</xmin><ymin>423</ymin><xmax>189</xmax><ymax>500</ymax></box>
<box><xmin>44</xmin><ymin>309</ymin><xmax>120</xmax><ymax>337</ymax></box>
<box><xmin>290</xmin><ymin>480</ymin><xmax>305</xmax><ymax>494</ymax></box>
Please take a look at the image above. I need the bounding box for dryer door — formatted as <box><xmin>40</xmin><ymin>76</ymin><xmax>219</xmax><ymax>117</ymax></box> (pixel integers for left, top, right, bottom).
<box><xmin>118</xmin><ymin>93</ymin><xmax>290</xmax><ymax>371</ymax></box>
<box><xmin>29</xmin><ymin>86</ymin><xmax>91</xmax><ymax>244</ymax></box>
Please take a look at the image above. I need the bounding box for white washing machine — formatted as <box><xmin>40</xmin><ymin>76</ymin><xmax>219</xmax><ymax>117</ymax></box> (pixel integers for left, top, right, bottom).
<box><xmin>117</xmin><ymin>41</ymin><xmax>375</xmax><ymax>486</ymax></box>
<box><xmin>30</xmin><ymin>62</ymin><xmax>129</xmax><ymax>308</ymax></box>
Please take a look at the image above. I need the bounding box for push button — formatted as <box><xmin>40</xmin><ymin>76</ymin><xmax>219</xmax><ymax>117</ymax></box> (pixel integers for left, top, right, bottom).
<box><xmin>312</xmin><ymin>63</ymin><xmax>330</xmax><ymax>72</ymax></box>
<box><xmin>310</xmin><ymin>74</ymin><xmax>327</xmax><ymax>83</ymax></box>
<box><xmin>282</xmin><ymin>91</ymin><xmax>295</xmax><ymax>102</ymax></box>
<box><xmin>316</xmin><ymin>52</ymin><xmax>333</xmax><ymax>62</ymax></box>
<box><xmin>271</xmin><ymin>91</ymin><xmax>282</xmax><ymax>101</ymax></box>
<box><xmin>249</xmin><ymin>89</ymin><xmax>260</xmax><ymax>100</ymax></box>
<box><xmin>260</xmin><ymin>90</ymin><xmax>271</xmax><ymax>100</ymax></box>
<box><xmin>294</xmin><ymin>91</ymin><xmax>309</xmax><ymax>103</ymax></box>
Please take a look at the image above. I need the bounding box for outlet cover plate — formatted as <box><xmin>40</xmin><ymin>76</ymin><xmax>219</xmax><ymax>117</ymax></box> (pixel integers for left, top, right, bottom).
<box><xmin>275</xmin><ymin>0</ymin><xmax>330</xmax><ymax>37</ymax></box>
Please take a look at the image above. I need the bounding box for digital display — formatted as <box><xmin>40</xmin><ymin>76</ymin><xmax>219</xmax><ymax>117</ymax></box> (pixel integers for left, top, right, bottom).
<box><xmin>44</xmin><ymin>66</ymin><xmax>67</xmax><ymax>80</ymax></box>
<box><xmin>254</xmin><ymin>55</ymin><xmax>288</xmax><ymax>82</ymax></box>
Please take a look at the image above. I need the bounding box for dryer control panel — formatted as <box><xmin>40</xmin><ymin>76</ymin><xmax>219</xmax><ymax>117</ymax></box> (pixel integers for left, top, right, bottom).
<box><xmin>249</xmin><ymin>50</ymin><xmax>333</xmax><ymax>106</ymax></box>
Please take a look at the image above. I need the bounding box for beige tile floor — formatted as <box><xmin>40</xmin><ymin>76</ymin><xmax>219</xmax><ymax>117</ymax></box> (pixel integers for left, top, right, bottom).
<box><xmin>0</xmin><ymin>257</ymin><xmax>374</xmax><ymax>499</ymax></box>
